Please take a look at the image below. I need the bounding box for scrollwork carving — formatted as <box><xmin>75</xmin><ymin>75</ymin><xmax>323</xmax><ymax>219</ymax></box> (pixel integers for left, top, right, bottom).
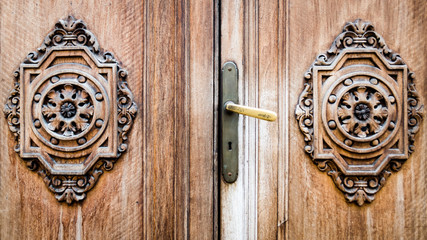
<box><xmin>35</xmin><ymin>159</ymin><xmax>105</xmax><ymax>204</ymax></box>
<box><xmin>295</xmin><ymin>19</ymin><xmax>423</xmax><ymax>206</ymax></box>
<box><xmin>407</xmin><ymin>73</ymin><xmax>424</xmax><ymax>153</ymax></box>
<box><xmin>4</xmin><ymin>71</ymin><xmax>21</xmax><ymax>152</ymax></box>
<box><xmin>295</xmin><ymin>82</ymin><xmax>314</xmax><ymax>155</ymax></box>
<box><xmin>3</xmin><ymin>16</ymin><xmax>137</xmax><ymax>204</ymax></box>
<box><xmin>26</xmin><ymin>16</ymin><xmax>98</xmax><ymax>64</ymax></box>
<box><xmin>117</xmin><ymin>69</ymin><xmax>138</xmax><ymax>153</ymax></box>
<box><xmin>316</xmin><ymin>19</ymin><xmax>404</xmax><ymax>66</ymax></box>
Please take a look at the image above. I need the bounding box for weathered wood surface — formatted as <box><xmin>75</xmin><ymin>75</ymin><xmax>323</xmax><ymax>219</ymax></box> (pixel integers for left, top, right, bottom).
<box><xmin>220</xmin><ymin>0</ymin><xmax>286</xmax><ymax>239</ymax></box>
<box><xmin>221</xmin><ymin>0</ymin><xmax>426</xmax><ymax>239</ymax></box>
<box><xmin>0</xmin><ymin>0</ymin><xmax>217</xmax><ymax>239</ymax></box>
<box><xmin>288</xmin><ymin>0</ymin><xmax>427</xmax><ymax>239</ymax></box>
<box><xmin>1</xmin><ymin>0</ymin><xmax>426</xmax><ymax>239</ymax></box>
<box><xmin>0</xmin><ymin>1</ymin><xmax>144</xmax><ymax>239</ymax></box>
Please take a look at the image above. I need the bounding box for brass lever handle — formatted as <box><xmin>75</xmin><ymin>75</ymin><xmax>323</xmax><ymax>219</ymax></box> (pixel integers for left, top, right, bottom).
<box><xmin>225</xmin><ymin>101</ymin><xmax>277</xmax><ymax>122</ymax></box>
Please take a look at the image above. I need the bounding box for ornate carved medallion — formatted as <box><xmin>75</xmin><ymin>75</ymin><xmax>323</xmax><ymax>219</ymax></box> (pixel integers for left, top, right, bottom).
<box><xmin>295</xmin><ymin>19</ymin><xmax>423</xmax><ymax>206</ymax></box>
<box><xmin>3</xmin><ymin>16</ymin><xmax>137</xmax><ymax>204</ymax></box>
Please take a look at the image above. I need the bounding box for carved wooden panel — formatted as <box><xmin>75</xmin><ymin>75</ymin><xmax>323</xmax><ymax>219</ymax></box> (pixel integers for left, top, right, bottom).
<box><xmin>3</xmin><ymin>16</ymin><xmax>137</xmax><ymax>204</ymax></box>
<box><xmin>295</xmin><ymin>19</ymin><xmax>424</xmax><ymax>206</ymax></box>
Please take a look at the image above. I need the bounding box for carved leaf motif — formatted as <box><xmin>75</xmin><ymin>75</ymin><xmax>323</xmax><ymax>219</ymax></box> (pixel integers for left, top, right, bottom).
<box><xmin>371</xmin><ymin>92</ymin><xmax>382</xmax><ymax>106</ymax></box>
<box><xmin>117</xmin><ymin>73</ymin><xmax>138</xmax><ymax>153</ymax></box>
<box><xmin>337</xmin><ymin>86</ymin><xmax>389</xmax><ymax>138</ymax></box>
<box><xmin>353</xmin><ymin>86</ymin><xmax>368</xmax><ymax>102</ymax></box>
<box><xmin>368</xmin><ymin>116</ymin><xmax>380</xmax><ymax>133</ymax></box>
<box><xmin>407</xmin><ymin>74</ymin><xmax>424</xmax><ymax>154</ymax></box>
<box><xmin>77</xmin><ymin>103</ymin><xmax>94</xmax><ymax>118</ymax></box>
<box><xmin>24</xmin><ymin>16</ymin><xmax>109</xmax><ymax>64</ymax></box>
<box><xmin>42</xmin><ymin>84</ymin><xmax>94</xmax><ymax>136</ymax></box>
<box><xmin>47</xmin><ymin>90</ymin><xmax>62</xmax><ymax>104</ymax></box>
<box><xmin>354</xmin><ymin>122</ymin><xmax>369</xmax><ymax>138</ymax></box>
<box><xmin>372</xmin><ymin>105</ymin><xmax>388</xmax><ymax>120</ymax></box>
<box><xmin>74</xmin><ymin>104</ymin><xmax>93</xmax><ymax>131</ymax></box>
<box><xmin>316</xmin><ymin>19</ymin><xmax>404</xmax><ymax>67</ymax></box>
<box><xmin>49</xmin><ymin>116</ymin><xmax>63</xmax><ymax>132</ymax></box>
<box><xmin>61</xmin><ymin>84</ymin><xmax>76</xmax><ymax>99</ymax></box>
<box><xmin>42</xmin><ymin>102</ymin><xmax>60</xmax><ymax>119</ymax></box>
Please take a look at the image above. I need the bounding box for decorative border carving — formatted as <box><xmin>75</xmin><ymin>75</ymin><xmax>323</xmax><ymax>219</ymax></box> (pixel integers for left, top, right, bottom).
<box><xmin>295</xmin><ymin>19</ymin><xmax>423</xmax><ymax>206</ymax></box>
<box><xmin>3</xmin><ymin>16</ymin><xmax>137</xmax><ymax>204</ymax></box>
<box><xmin>24</xmin><ymin>16</ymin><xmax>116</xmax><ymax>65</ymax></box>
<box><xmin>4</xmin><ymin>76</ymin><xmax>21</xmax><ymax>152</ymax></box>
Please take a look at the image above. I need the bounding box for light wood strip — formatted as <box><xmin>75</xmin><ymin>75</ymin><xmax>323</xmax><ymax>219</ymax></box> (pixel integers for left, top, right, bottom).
<box><xmin>220</xmin><ymin>0</ymin><xmax>247</xmax><ymax>239</ymax></box>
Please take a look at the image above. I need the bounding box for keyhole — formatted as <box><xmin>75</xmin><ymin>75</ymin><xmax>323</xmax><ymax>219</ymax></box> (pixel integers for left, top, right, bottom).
<box><xmin>228</xmin><ymin>141</ymin><xmax>233</xmax><ymax>151</ymax></box>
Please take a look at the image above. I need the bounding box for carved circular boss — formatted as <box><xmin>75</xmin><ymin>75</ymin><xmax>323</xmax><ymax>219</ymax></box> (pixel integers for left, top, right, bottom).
<box><xmin>323</xmin><ymin>72</ymin><xmax>399</xmax><ymax>155</ymax></box>
<box><xmin>33</xmin><ymin>72</ymin><xmax>108</xmax><ymax>152</ymax></box>
<box><xmin>3</xmin><ymin>17</ymin><xmax>137</xmax><ymax>204</ymax></box>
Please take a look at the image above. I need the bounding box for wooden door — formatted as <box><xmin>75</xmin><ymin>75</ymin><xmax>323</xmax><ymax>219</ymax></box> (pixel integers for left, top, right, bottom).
<box><xmin>1</xmin><ymin>0</ymin><xmax>426</xmax><ymax>240</ymax></box>
<box><xmin>220</xmin><ymin>0</ymin><xmax>426</xmax><ymax>239</ymax></box>
<box><xmin>0</xmin><ymin>0</ymin><xmax>218</xmax><ymax>239</ymax></box>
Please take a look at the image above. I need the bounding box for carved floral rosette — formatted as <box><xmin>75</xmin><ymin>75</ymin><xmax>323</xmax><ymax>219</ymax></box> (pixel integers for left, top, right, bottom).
<box><xmin>295</xmin><ymin>19</ymin><xmax>423</xmax><ymax>206</ymax></box>
<box><xmin>3</xmin><ymin>16</ymin><xmax>137</xmax><ymax>204</ymax></box>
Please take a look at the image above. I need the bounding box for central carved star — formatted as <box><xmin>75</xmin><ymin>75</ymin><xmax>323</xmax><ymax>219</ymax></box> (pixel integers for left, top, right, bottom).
<box><xmin>42</xmin><ymin>84</ymin><xmax>94</xmax><ymax>136</ymax></box>
<box><xmin>337</xmin><ymin>86</ymin><xmax>388</xmax><ymax>138</ymax></box>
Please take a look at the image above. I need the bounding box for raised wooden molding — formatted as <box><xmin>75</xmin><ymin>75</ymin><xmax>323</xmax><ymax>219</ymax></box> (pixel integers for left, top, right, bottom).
<box><xmin>3</xmin><ymin>16</ymin><xmax>137</xmax><ymax>204</ymax></box>
<box><xmin>295</xmin><ymin>19</ymin><xmax>424</xmax><ymax>206</ymax></box>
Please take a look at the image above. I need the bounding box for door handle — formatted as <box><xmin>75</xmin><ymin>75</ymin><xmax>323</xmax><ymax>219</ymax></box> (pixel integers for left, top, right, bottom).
<box><xmin>224</xmin><ymin>101</ymin><xmax>277</xmax><ymax>121</ymax></box>
<box><xmin>220</xmin><ymin>62</ymin><xmax>277</xmax><ymax>183</ymax></box>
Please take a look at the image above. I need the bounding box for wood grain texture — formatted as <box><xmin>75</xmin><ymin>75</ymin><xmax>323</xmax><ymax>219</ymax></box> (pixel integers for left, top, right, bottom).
<box><xmin>288</xmin><ymin>0</ymin><xmax>427</xmax><ymax>239</ymax></box>
<box><xmin>221</xmin><ymin>0</ymin><xmax>426</xmax><ymax>239</ymax></box>
<box><xmin>0</xmin><ymin>0</ymin><xmax>144</xmax><ymax>239</ymax></box>
<box><xmin>219</xmin><ymin>0</ymin><xmax>246</xmax><ymax>238</ymax></box>
<box><xmin>2</xmin><ymin>0</ymin><xmax>425</xmax><ymax>239</ymax></box>
<box><xmin>188</xmin><ymin>0</ymin><xmax>218</xmax><ymax>239</ymax></box>
<box><xmin>256</xmin><ymin>0</ymin><xmax>280</xmax><ymax>239</ymax></box>
<box><xmin>294</xmin><ymin>18</ymin><xmax>418</xmax><ymax>206</ymax></box>
<box><xmin>1</xmin><ymin>0</ymin><xmax>217</xmax><ymax>239</ymax></box>
<box><xmin>143</xmin><ymin>0</ymin><xmax>183</xmax><ymax>237</ymax></box>
<box><xmin>220</xmin><ymin>0</ymin><xmax>286</xmax><ymax>239</ymax></box>
<box><xmin>143</xmin><ymin>0</ymin><xmax>217</xmax><ymax>238</ymax></box>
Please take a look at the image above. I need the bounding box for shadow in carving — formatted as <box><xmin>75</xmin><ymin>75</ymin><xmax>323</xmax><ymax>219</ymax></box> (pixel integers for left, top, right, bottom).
<box><xmin>3</xmin><ymin>16</ymin><xmax>137</xmax><ymax>204</ymax></box>
<box><xmin>295</xmin><ymin>19</ymin><xmax>423</xmax><ymax>206</ymax></box>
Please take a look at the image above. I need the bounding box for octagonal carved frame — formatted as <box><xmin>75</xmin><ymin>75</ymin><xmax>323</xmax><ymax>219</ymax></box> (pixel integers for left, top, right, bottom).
<box><xmin>295</xmin><ymin>19</ymin><xmax>424</xmax><ymax>206</ymax></box>
<box><xmin>3</xmin><ymin>16</ymin><xmax>137</xmax><ymax>204</ymax></box>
